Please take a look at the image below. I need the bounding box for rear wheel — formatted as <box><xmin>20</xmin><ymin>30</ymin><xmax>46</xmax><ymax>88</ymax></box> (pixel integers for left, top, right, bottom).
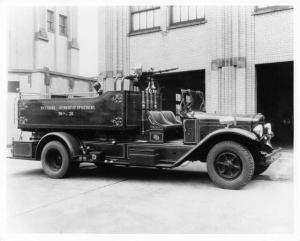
<box><xmin>41</xmin><ymin>141</ymin><xmax>71</xmax><ymax>178</ymax></box>
<box><xmin>206</xmin><ymin>141</ymin><xmax>254</xmax><ymax>189</ymax></box>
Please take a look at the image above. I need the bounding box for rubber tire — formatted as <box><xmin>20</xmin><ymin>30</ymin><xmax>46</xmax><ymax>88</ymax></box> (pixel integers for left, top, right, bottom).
<box><xmin>206</xmin><ymin>141</ymin><xmax>255</xmax><ymax>190</ymax></box>
<box><xmin>254</xmin><ymin>163</ymin><xmax>270</xmax><ymax>177</ymax></box>
<box><xmin>41</xmin><ymin>141</ymin><xmax>71</xmax><ymax>179</ymax></box>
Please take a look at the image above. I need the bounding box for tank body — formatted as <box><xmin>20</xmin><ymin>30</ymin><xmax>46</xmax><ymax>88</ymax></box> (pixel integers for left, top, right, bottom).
<box><xmin>18</xmin><ymin>91</ymin><xmax>142</xmax><ymax>132</ymax></box>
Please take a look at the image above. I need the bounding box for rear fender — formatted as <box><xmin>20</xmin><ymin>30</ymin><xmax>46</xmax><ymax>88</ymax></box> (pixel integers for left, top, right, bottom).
<box><xmin>173</xmin><ymin>128</ymin><xmax>259</xmax><ymax>166</ymax></box>
<box><xmin>35</xmin><ymin>132</ymin><xmax>82</xmax><ymax>160</ymax></box>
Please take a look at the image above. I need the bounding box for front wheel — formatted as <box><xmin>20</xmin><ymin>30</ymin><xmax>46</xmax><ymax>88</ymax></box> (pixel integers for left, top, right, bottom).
<box><xmin>41</xmin><ymin>141</ymin><xmax>71</xmax><ymax>178</ymax></box>
<box><xmin>206</xmin><ymin>141</ymin><xmax>254</xmax><ymax>189</ymax></box>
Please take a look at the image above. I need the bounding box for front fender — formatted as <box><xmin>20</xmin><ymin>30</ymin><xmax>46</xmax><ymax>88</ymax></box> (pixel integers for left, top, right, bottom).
<box><xmin>202</xmin><ymin>128</ymin><xmax>259</xmax><ymax>142</ymax></box>
<box><xmin>35</xmin><ymin>132</ymin><xmax>82</xmax><ymax>160</ymax></box>
<box><xmin>173</xmin><ymin>128</ymin><xmax>259</xmax><ymax>167</ymax></box>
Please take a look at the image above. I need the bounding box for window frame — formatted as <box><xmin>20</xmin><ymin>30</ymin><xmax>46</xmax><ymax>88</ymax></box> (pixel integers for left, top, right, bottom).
<box><xmin>253</xmin><ymin>5</ymin><xmax>293</xmax><ymax>15</ymax></box>
<box><xmin>59</xmin><ymin>14</ymin><xmax>68</xmax><ymax>36</ymax></box>
<box><xmin>129</xmin><ymin>6</ymin><xmax>161</xmax><ymax>36</ymax></box>
<box><xmin>8</xmin><ymin>81</ymin><xmax>20</xmax><ymax>93</ymax></box>
<box><xmin>47</xmin><ymin>10</ymin><xmax>55</xmax><ymax>33</ymax></box>
<box><xmin>169</xmin><ymin>6</ymin><xmax>206</xmax><ymax>29</ymax></box>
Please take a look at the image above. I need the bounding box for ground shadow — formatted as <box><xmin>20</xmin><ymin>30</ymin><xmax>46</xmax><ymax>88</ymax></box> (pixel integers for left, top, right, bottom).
<box><xmin>10</xmin><ymin>167</ymin><xmax>44</xmax><ymax>177</ymax></box>
<box><xmin>73</xmin><ymin>164</ymin><xmax>212</xmax><ymax>184</ymax></box>
<box><xmin>10</xmin><ymin>163</ymin><xmax>213</xmax><ymax>185</ymax></box>
<box><xmin>10</xmin><ymin>160</ymin><xmax>291</xmax><ymax>186</ymax></box>
<box><xmin>253</xmin><ymin>174</ymin><xmax>292</xmax><ymax>182</ymax></box>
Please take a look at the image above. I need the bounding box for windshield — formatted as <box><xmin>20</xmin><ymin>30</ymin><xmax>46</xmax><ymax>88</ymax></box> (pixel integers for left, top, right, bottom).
<box><xmin>181</xmin><ymin>89</ymin><xmax>205</xmax><ymax>114</ymax></box>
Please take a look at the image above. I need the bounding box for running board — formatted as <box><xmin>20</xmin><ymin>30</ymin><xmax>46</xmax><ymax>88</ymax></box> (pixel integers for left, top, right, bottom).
<box><xmin>155</xmin><ymin>163</ymin><xmax>173</xmax><ymax>168</ymax></box>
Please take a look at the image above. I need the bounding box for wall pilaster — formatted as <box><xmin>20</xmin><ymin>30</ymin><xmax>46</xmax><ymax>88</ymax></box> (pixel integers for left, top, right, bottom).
<box><xmin>209</xmin><ymin>6</ymin><xmax>256</xmax><ymax>115</ymax></box>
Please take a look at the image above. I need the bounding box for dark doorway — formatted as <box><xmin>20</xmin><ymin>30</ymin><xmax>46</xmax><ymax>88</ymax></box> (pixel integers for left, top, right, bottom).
<box><xmin>155</xmin><ymin>70</ymin><xmax>205</xmax><ymax>115</ymax></box>
<box><xmin>256</xmin><ymin>61</ymin><xmax>293</xmax><ymax>146</ymax></box>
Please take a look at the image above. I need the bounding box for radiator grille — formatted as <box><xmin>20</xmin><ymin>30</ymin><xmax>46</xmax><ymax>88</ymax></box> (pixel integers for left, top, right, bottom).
<box><xmin>183</xmin><ymin>119</ymin><xmax>197</xmax><ymax>144</ymax></box>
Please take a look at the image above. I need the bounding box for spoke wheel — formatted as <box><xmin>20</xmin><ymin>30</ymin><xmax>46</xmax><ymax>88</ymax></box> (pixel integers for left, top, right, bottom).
<box><xmin>206</xmin><ymin>141</ymin><xmax>254</xmax><ymax>190</ymax></box>
<box><xmin>214</xmin><ymin>152</ymin><xmax>243</xmax><ymax>180</ymax></box>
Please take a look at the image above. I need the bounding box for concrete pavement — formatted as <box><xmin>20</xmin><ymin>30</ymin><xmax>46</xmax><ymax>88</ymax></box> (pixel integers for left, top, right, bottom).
<box><xmin>5</xmin><ymin>148</ymin><xmax>293</xmax><ymax>233</ymax></box>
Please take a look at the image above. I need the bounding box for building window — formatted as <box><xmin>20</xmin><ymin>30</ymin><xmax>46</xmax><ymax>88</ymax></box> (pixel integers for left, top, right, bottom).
<box><xmin>170</xmin><ymin>6</ymin><xmax>205</xmax><ymax>26</ymax></box>
<box><xmin>8</xmin><ymin>81</ymin><xmax>20</xmax><ymax>93</ymax></box>
<box><xmin>59</xmin><ymin>14</ymin><xmax>67</xmax><ymax>36</ymax></box>
<box><xmin>130</xmin><ymin>6</ymin><xmax>160</xmax><ymax>34</ymax></box>
<box><xmin>47</xmin><ymin>10</ymin><xmax>55</xmax><ymax>32</ymax></box>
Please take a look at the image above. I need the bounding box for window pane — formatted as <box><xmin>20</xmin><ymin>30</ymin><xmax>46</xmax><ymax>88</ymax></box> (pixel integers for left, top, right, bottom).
<box><xmin>140</xmin><ymin>11</ymin><xmax>146</xmax><ymax>29</ymax></box>
<box><xmin>188</xmin><ymin>6</ymin><xmax>197</xmax><ymax>20</ymax></box>
<box><xmin>147</xmin><ymin>10</ymin><xmax>154</xmax><ymax>28</ymax></box>
<box><xmin>196</xmin><ymin>6</ymin><xmax>204</xmax><ymax>18</ymax></box>
<box><xmin>47</xmin><ymin>11</ymin><xmax>54</xmax><ymax>32</ymax></box>
<box><xmin>154</xmin><ymin>9</ymin><xmax>160</xmax><ymax>27</ymax></box>
<box><xmin>8</xmin><ymin>81</ymin><xmax>19</xmax><ymax>93</ymax></box>
<box><xmin>132</xmin><ymin>13</ymin><xmax>139</xmax><ymax>31</ymax></box>
<box><xmin>181</xmin><ymin>6</ymin><xmax>188</xmax><ymax>22</ymax></box>
<box><xmin>131</xmin><ymin>6</ymin><xmax>160</xmax><ymax>32</ymax></box>
<box><xmin>172</xmin><ymin>6</ymin><xmax>180</xmax><ymax>23</ymax></box>
<box><xmin>171</xmin><ymin>5</ymin><xmax>205</xmax><ymax>25</ymax></box>
<box><xmin>59</xmin><ymin>15</ymin><xmax>67</xmax><ymax>35</ymax></box>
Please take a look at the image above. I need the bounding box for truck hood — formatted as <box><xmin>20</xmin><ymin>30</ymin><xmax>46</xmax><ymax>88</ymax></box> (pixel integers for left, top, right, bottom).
<box><xmin>187</xmin><ymin>112</ymin><xmax>265</xmax><ymax>126</ymax></box>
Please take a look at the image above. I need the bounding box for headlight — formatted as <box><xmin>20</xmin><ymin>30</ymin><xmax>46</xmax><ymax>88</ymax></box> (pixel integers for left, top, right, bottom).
<box><xmin>253</xmin><ymin>124</ymin><xmax>263</xmax><ymax>137</ymax></box>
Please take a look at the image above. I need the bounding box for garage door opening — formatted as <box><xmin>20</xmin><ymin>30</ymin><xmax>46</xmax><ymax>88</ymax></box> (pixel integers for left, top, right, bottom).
<box><xmin>256</xmin><ymin>61</ymin><xmax>293</xmax><ymax>146</ymax></box>
<box><xmin>155</xmin><ymin>70</ymin><xmax>205</xmax><ymax>115</ymax></box>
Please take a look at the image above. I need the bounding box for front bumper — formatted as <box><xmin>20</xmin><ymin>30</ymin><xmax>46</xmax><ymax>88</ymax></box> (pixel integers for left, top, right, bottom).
<box><xmin>263</xmin><ymin>147</ymin><xmax>282</xmax><ymax>165</ymax></box>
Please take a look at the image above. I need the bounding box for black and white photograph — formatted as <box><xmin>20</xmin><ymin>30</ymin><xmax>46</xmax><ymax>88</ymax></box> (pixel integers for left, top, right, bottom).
<box><xmin>0</xmin><ymin>0</ymin><xmax>298</xmax><ymax>240</ymax></box>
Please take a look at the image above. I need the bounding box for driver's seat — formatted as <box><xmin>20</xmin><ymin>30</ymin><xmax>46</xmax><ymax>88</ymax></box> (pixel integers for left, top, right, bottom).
<box><xmin>161</xmin><ymin>111</ymin><xmax>182</xmax><ymax>125</ymax></box>
<box><xmin>147</xmin><ymin>111</ymin><xmax>177</xmax><ymax>129</ymax></box>
<box><xmin>147</xmin><ymin>111</ymin><xmax>182</xmax><ymax>142</ymax></box>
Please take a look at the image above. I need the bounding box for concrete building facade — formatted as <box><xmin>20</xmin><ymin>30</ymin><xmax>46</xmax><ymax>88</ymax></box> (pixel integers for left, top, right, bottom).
<box><xmin>98</xmin><ymin>5</ymin><xmax>294</xmax><ymax>143</ymax></box>
<box><xmin>8</xmin><ymin>6</ymin><xmax>82</xmax><ymax>93</ymax></box>
<box><xmin>7</xmin><ymin>6</ymin><xmax>95</xmax><ymax>143</ymax></box>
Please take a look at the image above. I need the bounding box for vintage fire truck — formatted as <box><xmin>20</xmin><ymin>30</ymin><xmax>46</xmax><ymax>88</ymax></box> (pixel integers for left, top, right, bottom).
<box><xmin>12</xmin><ymin>67</ymin><xmax>281</xmax><ymax>189</ymax></box>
